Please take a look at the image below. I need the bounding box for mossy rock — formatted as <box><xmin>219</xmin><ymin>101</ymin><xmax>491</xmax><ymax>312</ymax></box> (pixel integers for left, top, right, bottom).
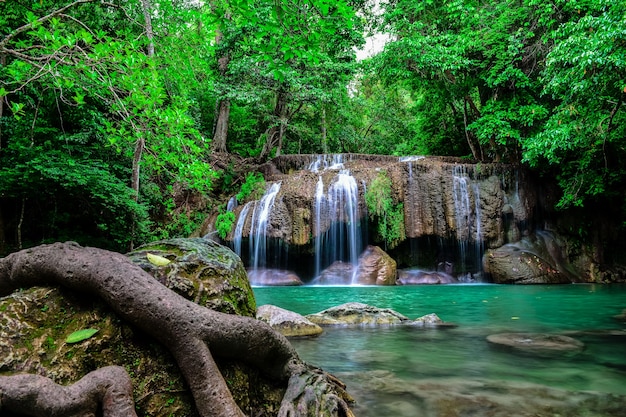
<box><xmin>128</xmin><ymin>237</ymin><xmax>256</xmax><ymax>317</ymax></box>
<box><xmin>0</xmin><ymin>239</ymin><xmax>283</xmax><ymax>417</ymax></box>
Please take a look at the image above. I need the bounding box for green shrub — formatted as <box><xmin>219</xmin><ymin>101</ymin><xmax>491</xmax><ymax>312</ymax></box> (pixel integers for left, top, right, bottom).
<box><xmin>236</xmin><ymin>172</ymin><xmax>265</xmax><ymax>203</ymax></box>
<box><xmin>215</xmin><ymin>211</ymin><xmax>236</xmax><ymax>240</ymax></box>
<box><xmin>365</xmin><ymin>170</ymin><xmax>406</xmax><ymax>249</ymax></box>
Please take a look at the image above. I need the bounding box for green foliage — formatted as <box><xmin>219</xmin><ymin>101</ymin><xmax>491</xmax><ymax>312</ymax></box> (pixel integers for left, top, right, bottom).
<box><xmin>215</xmin><ymin>211</ymin><xmax>236</xmax><ymax>240</ymax></box>
<box><xmin>365</xmin><ymin>171</ymin><xmax>406</xmax><ymax>249</ymax></box>
<box><xmin>66</xmin><ymin>328</ymin><xmax>99</xmax><ymax>344</ymax></box>
<box><xmin>236</xmin><ymin>173</ymin><xmax>266</xmax><ymax>203</ymax></box>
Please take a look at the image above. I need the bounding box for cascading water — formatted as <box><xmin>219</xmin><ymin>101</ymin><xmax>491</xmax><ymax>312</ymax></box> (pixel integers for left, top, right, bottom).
<box><xmin>472</xmin><ymin>181</ymin><xmax>484</xmax><ymax>273</ymax></box>
<box><xmin>232</xmin><ymin>201</ymin><xmax>252</xmax><ymax>258</ymax></box>
<box><xmin>452</xmin><ymin>165</ymin><xmax>483</xmax><ymax>274</ymax></box>
<box><xmin>311</xmin><ymin>168</ymin><xmax>364</xmax><ymax>282</ymax></box>
<box><xmin>308</xmin><ymin>154</ymin><xmax>346</xmax><ymax>172</ymax></box>
<box><xmin>248</xmin><ymin>182</ymin><xmax>281</xmax><ymax>270</ymax></box>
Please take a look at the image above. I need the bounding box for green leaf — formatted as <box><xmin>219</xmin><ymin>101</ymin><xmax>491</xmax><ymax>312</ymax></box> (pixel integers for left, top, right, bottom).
<box><xmin>66</xmin><ymin>328</ymin><xmax>99</xmax><ymax>344</ymax></box>
<box><xmin>147</xmin><ymin>252</ymin><xmax>171</xmax><ymax>266</ymax></box>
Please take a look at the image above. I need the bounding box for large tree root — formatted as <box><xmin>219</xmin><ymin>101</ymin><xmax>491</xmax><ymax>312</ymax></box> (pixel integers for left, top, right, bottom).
<box><xmin>0</xmin><ymin>242</ymin><xmax>353</xmax><ymax>417</ymax></box>
<box><xmin>0</xmin><ymin>366</ymin><xmax>137</xmax><ymax>417</ymax></box>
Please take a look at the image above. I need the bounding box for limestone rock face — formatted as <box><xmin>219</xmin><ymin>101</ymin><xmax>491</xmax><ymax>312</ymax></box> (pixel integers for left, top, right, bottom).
<box><xmin>354</xmin><ymin>245</ymin><xmax>397</xmax><ymax>285</ymax></box>
<box><xmin>0</xmin><ymin>238</ymin><xmax>285</xmax><ymax>417</ymax></box>
<box><xmin>483</xmin><ymin>232</ymin><xmax>580</xmax><ymax>284</ymax></box>
<box><xmin>257</xmin><ymin>305</ymin><xmax>323</xmax><ymax>337</ymax></box>
<box><xmin>216</xmin><ymin>155</ymin><xmax>533</xmax><ymax>253</ymax></box>
<box><xmin>306</xmin><ymin>302</ymin><xmax>410</xmax><ymax>326</ymax></box>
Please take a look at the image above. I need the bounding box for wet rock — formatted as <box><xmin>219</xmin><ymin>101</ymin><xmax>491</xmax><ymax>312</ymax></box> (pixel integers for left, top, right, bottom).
<box><xmin>306</xmin><ymin>302</ymin><xmax>410</xmax><ymax>326</ymax></box>
<box><xmin>315</xmin><ymin>261</ymin><xmax>355</xmax><ymax>285</ymax></box>
<box><xmin>354</xmin><ymin>245</ymin><xmax>397</xmax><ymax>285</ymax></box>
<box><xmin>246</xmin><ymin>268</ymin><xmax>303</xmax><ymax>286</ymax></box>
<box><xmin>412</xmin><ymin>313</ymin><xmax>455</xmax><ymax>328</ymax></box>
<box><xmin>397</xmin><ymin>270</ymin><xmax>457</xmax><ymax>285</ymax></box>
<box><xmin>486</xmin><ymin>332</ymin><xmax>585</xmax><ymax>356</ymax></box>
<box><xmin>483</xmin><ymin>232</ymin><xmax>580</xmax><ymax>284</ymax></box>
<box><xmin>256</xmin><ymin>305</ymin><xmax>322</xmax><ymax>337</ymax></box>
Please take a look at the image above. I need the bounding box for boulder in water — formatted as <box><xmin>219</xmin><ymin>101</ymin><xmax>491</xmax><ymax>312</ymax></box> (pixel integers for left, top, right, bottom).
<box><xmin>315</xmin><ymin>261</ymin><xmax>355</xmax><ymax>285</ymax></box>
<box><xmin>306</xmin><ymin>302</ymin><xmax>410</xmax><ymax>326</ymax></box>
<box><xmin>483</xmin><ymin>232</ymin><xmax>580</xmax><ymax>284</ymax></box>
<box><xmin>354</xmin><ymin>245</ymin><xmax>397</xmax><ymax>285</ymax></box>
<box><xmin>412</xmin><ymin>313</ymin><xmax>456</xmax><ymax>328</ymax></box>
<box><xmin>256</xmin><ymin>305</ymin><xmax>323</xmax><ymax>337</ymax></box>
<box><xmin>246</xmin><ymin>268</ymin><xmax>303</xmax><ymax>286</ymax></box>
<box><xmin>486</xmin><ymin>332</ymin><xmax>584</xmax><ymax>356</ymax></box>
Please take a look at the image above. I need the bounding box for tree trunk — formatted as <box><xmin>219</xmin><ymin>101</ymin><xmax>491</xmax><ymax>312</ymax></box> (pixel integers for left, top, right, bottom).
<box><xmin>213</xmin><ymin>99</ymin><xmax>230</xmax><ymax>153</ymax></box>
<box><xmin>321</xmin><ymin>104</ymin><xmax>328</xmax><ymax>153</ymax></box>
<box><xmin>0</xmin><ymin>242</ymin><xmax>354</xmax><ymax>417</ymax></box>
<box><xmin>131</xmin><ymin>137</ymin><xmax>145</xmax><ymax>201</ymax></box>
<box><xmin>260</xmin><ymin>90</ymin><xmax>288</xmax><ymax>159</ymax></box>
<box><xmin>212</xmin><ymin>11</ymin><xmax>231</xmax><ymax>153</ymax></box>
<box><xmin>141</xmin><ymin>0</ymin><xmax>155</xmax><ymax>57</ymax></box>
<box><xmin>462</xmin><ymin>98</ymin><xmax>482</xmax><ymax>161</ymax></box>
<box><xmin>0</xmin><ymin>52</ymin><xmax>4</xmax><ymax>150</ymax></box>
<box><xmin>0</xmin><ymin>204</ymin><xmax>5</xmax><ymax>255</ymax></box>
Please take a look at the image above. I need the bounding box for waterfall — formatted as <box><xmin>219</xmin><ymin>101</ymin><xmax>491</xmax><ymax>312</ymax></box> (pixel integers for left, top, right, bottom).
<box><xmin>311</xmin><ymin>170</ymin><xmax>364</xmax><ymax>281</ymax></box>
<box><xmin>452</xmin><ymin>166</ymin><xmax>472</xmax><ymax>272</ymax></box>
<box><xmin>473</xmin><ymin>181</ymin><xmax>484</xmax><ymax>273</ymax></box>
<box><xmin>313</xmin><ymin>176</ymin><xmax>325</xmax><ymax>278</ymax></box>
<box><xmin>248</xmin><ymin>182</ymin><xmax>281</xmax><ymax>270</ymax></box>
<box><xmin>452</xmin><ymin>165</ymin><xmax>484</xmax><ymax>274</ymax></box>
<box><xmin>308</xmin><ymin>154</ymin><xmax>345</xmax><ymax>172</ymax></box>
<box><xmin>226</xmin><ymin>196</ymin><xmax>238</xmax><ymax>212</ymax></box>
<box><xmin>233</xmin><ymin>202</ymin><xmax>252</xmax><ymax>258</ymax></box>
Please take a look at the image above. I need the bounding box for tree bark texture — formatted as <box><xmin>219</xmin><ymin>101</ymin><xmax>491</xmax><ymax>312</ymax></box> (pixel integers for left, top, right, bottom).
<box><xmin>0</xmin><ymin>242</ymin><xmax>354</xmax><ymax>417</ymax></box>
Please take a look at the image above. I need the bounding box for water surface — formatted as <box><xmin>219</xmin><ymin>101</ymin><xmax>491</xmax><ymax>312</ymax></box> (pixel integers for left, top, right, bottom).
<box><xmin>254</xmin><ymin>284</ymin><xmax>626</xmax><ymax>417</ymax></box>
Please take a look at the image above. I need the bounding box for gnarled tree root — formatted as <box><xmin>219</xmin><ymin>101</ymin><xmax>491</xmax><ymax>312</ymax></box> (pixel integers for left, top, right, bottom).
<box><xmin>0</xmin><ymin>365</ymin><xmax>137</xmax><ymax>417</ymax></box>
<box><xmin>0</xmin><ymin>242</ymin><xmax>354</xmax><ymax>417</ymax></box>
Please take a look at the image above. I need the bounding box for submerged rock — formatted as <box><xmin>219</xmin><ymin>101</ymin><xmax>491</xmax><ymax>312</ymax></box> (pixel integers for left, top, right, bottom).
<box><xmin>257</xmin><ymin>305</ymin><xmax>322</xmax><ymax>337</ymax></box>
<box><xmin>613</xmin><ymin>309</ymin><xmax>626</xmax><ymax>322</ymax></box>
<box><xmin>486</xmin><ymin>332</ymin><xmax>584</xmax><ymax>356</ymax></box>
<box><xmin>341</xmin><ymin>371</ymin><xmax>626</xmax><ymax>417</ymax></box>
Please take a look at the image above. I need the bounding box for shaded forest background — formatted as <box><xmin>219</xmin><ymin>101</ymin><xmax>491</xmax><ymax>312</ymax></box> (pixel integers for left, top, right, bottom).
<box><xmin>1</xmin><ymin>0</ymin><xmax>624</xmax><ymax>259</ymax></box>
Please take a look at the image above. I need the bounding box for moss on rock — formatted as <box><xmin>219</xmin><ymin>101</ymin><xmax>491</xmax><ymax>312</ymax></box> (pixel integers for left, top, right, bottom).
<box><xmin>0</xmin><ymin>238</ymin><xmax>285</xmax><ymax>417</ymax></box>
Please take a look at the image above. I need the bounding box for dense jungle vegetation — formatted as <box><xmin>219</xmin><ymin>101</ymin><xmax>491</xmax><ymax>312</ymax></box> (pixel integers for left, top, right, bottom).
<box><xmin>0</xmin><ymin>0</ymin><xmax>625</xmax><ymax>255</ymax></box>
